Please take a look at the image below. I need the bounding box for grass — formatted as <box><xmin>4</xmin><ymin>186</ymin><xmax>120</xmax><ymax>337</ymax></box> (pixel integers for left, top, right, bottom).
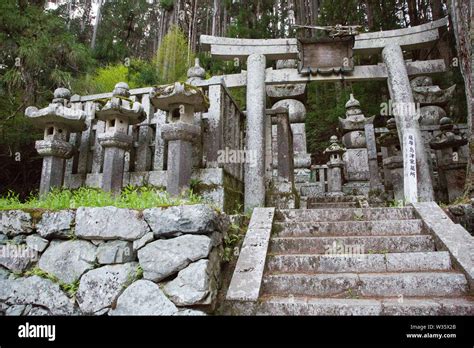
<box><xmin>0</xmin><ymin>186</ymin><xmax>204</xmax><ymax>211</ymax></box>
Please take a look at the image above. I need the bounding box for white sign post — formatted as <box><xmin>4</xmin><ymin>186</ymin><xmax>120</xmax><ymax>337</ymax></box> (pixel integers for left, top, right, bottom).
<box><xmin>403</xmin><ymin>130</ymin><xmax>418</xmax><ymax>203</ymax></box>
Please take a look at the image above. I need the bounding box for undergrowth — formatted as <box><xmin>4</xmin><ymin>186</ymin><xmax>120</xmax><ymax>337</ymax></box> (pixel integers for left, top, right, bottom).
<box><xmin>0</xmin><ymin>186</ymin><xmax>204</xmax><ymax>211</ymax></box>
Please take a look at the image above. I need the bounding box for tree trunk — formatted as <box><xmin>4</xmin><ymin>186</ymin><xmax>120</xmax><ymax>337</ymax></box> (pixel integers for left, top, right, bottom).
<box><xmin>90</xmin><ymin>0</ymin><xmax>103</xmax><ymax>49</ymax></box>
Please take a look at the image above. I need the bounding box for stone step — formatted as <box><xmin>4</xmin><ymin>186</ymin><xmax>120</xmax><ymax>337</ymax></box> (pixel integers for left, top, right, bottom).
<box><xmin>262</xmin><ymin>272</ymin><xmax>468</xmax><ymax>298</ymax></box>
<box><xmin>229</xmin><ymin>296</ymin><xmax>474</xmax><ymax>316</ymax></box>
<box><xmin>266</xmin><ymin>251</ymin><xmax>452</xmax><ymax>274</ymax></box>
<box><xmin>269</xmin><ymin>235</ymin><xmax>435</xmax><ymax>254</ymax></box>
<box><xmin>275</xmin><ymin>207</ymin><xmax>417</xmax><ymax>222</ymax></box>
<box><xmin>274</xmin><ymin>219</ymin><xmax>424</xmax><ymax>237</ymax></box>
<box><xmin>307</xmin><ymin>202</ymin><xmax>358</xmax><ymax>209</ymax></box>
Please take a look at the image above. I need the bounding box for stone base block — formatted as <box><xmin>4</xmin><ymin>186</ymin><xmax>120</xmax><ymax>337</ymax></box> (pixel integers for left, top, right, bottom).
<box><xmin>343</xmin><ymin>182</ymin><xmax>371</xmax><ymax>196</ymax></box>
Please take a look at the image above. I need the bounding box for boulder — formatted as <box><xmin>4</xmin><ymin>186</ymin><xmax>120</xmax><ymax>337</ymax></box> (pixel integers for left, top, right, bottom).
<box><xmin>97</xmin><ymin>241</ymin><xmax>134</xmax><ymax>264</ymax></box>
<box><xmin>26</xmin><ymin>234</ymin><xmax>49</xmax><ymax>253</ymax></box>
<box><xmin>76</xmin><ymin>262</ymin><xmax>138</xmax><ymax>315</ymax></box>
<box><xmin>75</xmin><ymin>207</ymin><xmax>150</xmax><ymax>241</ymax></box>
<box><xmin>163</xmin><ymin>259</ymin><xmax>210</xmax><ymax>306</ymax></box>
<box><xmin>0</xmin><ymin>211</ymin><xmax>33</xmax><ymax>237</ymax></box>
<box><xmin>0</xmin><ymin>276</ymin><xmax>74</xmax><ymax>315</ymax></box>
<box><xmin>0</xmin><ymin>244</ymin><xmax>38</xmax><ymax>272</ymax></box>
<box><xmin>37</xmin><ymin>210</ymin><xmax>75</xmax><ymax>239</ymax></box>
<box><xmin>143</xmin><ymin>204</ymin><xmax>218</xmax><ymax>237</ymax></box>
<box><xmin>109</xmin><ymin>280</ymin><xmax>178</xmax><ymax>316</ymax></box>
<box><xmin>174</xmin><ymin>309</ymin><xmax>207</xmax><ymax>316</ymax></box>
<box><xmin>138</xmin><ymin>234</ymin><xmax>212</xmax><ymax>281</ymax></box>
<box><xmin>132</xmin><ymin>232</ymin><xmax>154</xmax><ymax>252</ymax></box>
<box><xmin>38</xmin><ymin>240</ymin><xmax>96</xmax><ymax>283</ymax></box>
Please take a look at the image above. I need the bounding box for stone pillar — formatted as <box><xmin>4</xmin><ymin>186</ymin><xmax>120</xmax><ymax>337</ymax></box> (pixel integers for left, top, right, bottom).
<box><xmin>430</xmin><ymin>117</ymin><xmax>469</xmax><ymax>203</ymax></box>
<box><xmin>245</xmin><ymin>54</ymin><xmax>266</xmax><ymax>210</ymax></box>
<box><xmin>379</xmin><ymin>118</ymin><xmax>404</xmax><ymax>201</ymax></box>
<box><xmin>95</xmin><ymin>82</ymin><xmax>146</xmax><ymax>194</ymax></box>
<box><xmin>150</xmin><ymin>82</ymin><xmax>208</xmax><ymax>196</ymax></box>
<box><xmin>339</xmin><ymin>94</ymin><xmax>373</xmax><ymax>195</ymax></box>
<box><xmin>274</xmin><ymin>109</ymin><xmax>294</xmax><ymax>183</ymax></box>
<box><xmin>324</xmin><ymin>136</ymin><xmax>346</xmax><ymax>195</ymax></box>
<box><xmin>364</xmin><ymin>123</ymin><xmax>383</xmax><ymax>191</ymax></box>
<box><xmin>25</xmin><ymin>88</ymin><xmax>87</xmax><ymax>197</ymax></box>
<box><xmin>382</xmin><ymin>43</ymin><xmax>434</xmax><ymax>202</ymax></box>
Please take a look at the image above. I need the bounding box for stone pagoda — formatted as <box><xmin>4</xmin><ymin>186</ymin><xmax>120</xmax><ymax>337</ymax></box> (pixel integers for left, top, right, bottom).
<box><xmin>339</xmin><ymin>94</ymin><xmax>374</xmax><ymax>195</ymax></box>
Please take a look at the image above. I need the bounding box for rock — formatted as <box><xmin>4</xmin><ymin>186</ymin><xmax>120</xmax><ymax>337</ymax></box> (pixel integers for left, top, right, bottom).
<box><xmin>0</xmin><ymin>276</ymin><xmax>74</xmax><ymax>315</ymax></box>
<box><xmin>163</xmin><ymin>259</ymin><xmax>210</xmax><ymax>306</ymax></box>
<box><xmin>76</xmin><ymin>263</ymin><xmax>138</xmax><ymax>315</ymax></box>
<box><xmin>0</xmin><ymin>233</ymin><xmax>7</xmax><ymax>244</ymax></box>
<box><xmin>109</xmin><ymin>280</ymin><xmax>178</xmax><ymax>316</ymax></box>
<box><xmin>26</xmin><ymin>234</ymin><xmax>49</xmax><ymax>253</ymax></box>
<box><xmin>38</xmin><ymin>240</ymin><xmax>96</xmax><ymax>283</ymax></box>
<box><xmin>132</xmin><ymin>232</ymin><xmax>154</xmax><ymax>252</ymax></box>
<box><xmin>11</xmin><ymin>235</ymin><xmax>26</xmax><ymax>244</ymax></box>
<box><xmin>5</xmin><ymin>304</ymin><xmax>27</xmax><ymax>316</ymax></box>
<box><xmin>97</xmin><ymin>241</ymin><xmax>134</xmax><ymax>264</ymax></box>
<box><xmin>0</xmin><ymin>267</ymin><xmax>10</xmax><ymax>279</ymax></box>
<box><xmin>0</xmin><ymin>210</ymin><xmax>33</xmax><ymax>237</ymax></box>
<box><xmin>37</xmin><ymin>210</ymin><xmax>75</xmax><ymax>239</ymax></box>
<box><xmin>75</xmin><ymin>207</ymin><xmax>150</xmax><ymax>241</ymax></box>
<box><xmin>138</xmin><ymin>234</ymin><xmax>212</xmax><ymax>282</ymax></box>
<box><xmin>144</xmin><ymin>204</ymin><xmax>218</xmax><ymax>237</ymax></box>
<box><xmin>174</xmin><ymin>309</ymin><xmax>207</xmax><ymax>316</ymax></box>
<box><xmin>0</xmin><ymin>244</ymin><xmax>38</xmax><ymax>272</ymax></box>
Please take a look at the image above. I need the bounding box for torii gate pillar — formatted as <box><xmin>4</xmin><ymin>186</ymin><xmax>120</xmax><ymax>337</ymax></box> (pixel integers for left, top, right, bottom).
<box><xmin>245</xmin><ymin>54</ymin><xmax>267</xmax><ymax>210</ymax></box>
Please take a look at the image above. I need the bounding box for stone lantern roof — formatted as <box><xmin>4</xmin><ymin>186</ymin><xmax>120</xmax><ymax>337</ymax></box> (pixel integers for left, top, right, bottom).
<box><xmin>410</xmin><ymin>75</ymin><xmax>456</xmax><ymax>106</ymax></box>
<box><xmin>323</xmin><ymin>135</ymin><xmax>346</xmax><ymax>155</ymax></box>
<box><xmin>430</xmin><ymin>117</ymin><xmax>468</xmax><ymax>150</ymax></box>
<box><xmin>95</xmin><ymin>82</ymin><xmax>146</xmax><ymax>125</ymax></box>
<box><xmin>25</xmin><ymin>88</ymin><xmax>87</xmax><ymax>132</ymax></box>
<box><xmin>150</xmin><ymin>82</ymin><xmax>209</xmax><ymax>112</ymax></box>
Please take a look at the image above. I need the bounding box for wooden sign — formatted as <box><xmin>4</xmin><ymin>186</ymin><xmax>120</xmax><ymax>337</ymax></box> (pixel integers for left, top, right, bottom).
<box><xmin>297</xmin><ymin>36</ymin><xmax>354</xmax><ymax>76</ymax></box>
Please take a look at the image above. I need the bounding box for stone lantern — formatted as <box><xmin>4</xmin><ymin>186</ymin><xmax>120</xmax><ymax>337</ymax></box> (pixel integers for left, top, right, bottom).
<box><xmin>429</xmin><ymin>117</ymin><xmax>468</xmax><ymax>202</ymax></box>
<box><xmin>323</xmin><ymin>135</ymin><xmax>346</xmax><ymax>195</ymax></box>
<box><xmin>186</xmin><ymin>58</ymin><xmax>206</xmax><ymax>85</ymax></box>
<box><xmin>150</xmin><ymin>82</ymin><xmax>209</xmax><ymax>196</ymax></box>
<box><xmin>95</xmin><ymin>82</ymin><xmax>146</xmax><ymax>194</ymax></box>
<box><xmin>378</xmin><ymin>118</ymin><xmax>404</xmax><ymax>201</ymax></box>
<box><xmin>25</xmin><ymin>88</ymin><xmax>87</xmax><ymax>197</ymax></box>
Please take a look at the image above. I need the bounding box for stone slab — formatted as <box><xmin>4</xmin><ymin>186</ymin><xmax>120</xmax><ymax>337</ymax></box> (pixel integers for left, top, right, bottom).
<box><xmin>226</xmin><ymin>208</ymin><xmax>275</xmax><ymax>301</ymax></box>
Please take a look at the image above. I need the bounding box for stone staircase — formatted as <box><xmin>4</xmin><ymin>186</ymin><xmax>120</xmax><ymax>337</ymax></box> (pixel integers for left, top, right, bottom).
<box><xmin>230</xmin><ymin>206</ymin><xmax>474</xmax><ymax>315</ymax></box>
<box><xmin>306</xmin><ymin>195</ymin><xmax>364</xmax><ymax>209</ymax></box>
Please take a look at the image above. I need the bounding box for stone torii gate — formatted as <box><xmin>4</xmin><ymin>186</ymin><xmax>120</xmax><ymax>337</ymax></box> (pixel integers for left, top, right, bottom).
<box><xmin>200</xmin><ymin>17</ymin><xmax>449</xmax><ymax>208</ymax></box>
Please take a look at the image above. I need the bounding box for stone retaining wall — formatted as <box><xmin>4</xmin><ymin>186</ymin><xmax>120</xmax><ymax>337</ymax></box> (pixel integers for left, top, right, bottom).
<box><xmin>0</xmin><ymin>204</ymin><xmax>228</xmax><ymax>316</ymax></box>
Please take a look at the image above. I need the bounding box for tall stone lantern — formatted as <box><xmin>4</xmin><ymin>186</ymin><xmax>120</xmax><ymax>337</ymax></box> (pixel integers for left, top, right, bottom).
<box><xmin>150</xmin><ymin>82</ymin><xmax>209</xmax><ymax>196</ymax></box>
<box><xmin>429</xmin><ymin>117</ymin><xmax>468</xmax><ymax>202</ymax></box>
<box><xmin>323</xmin><ymin>135</ymin><xmax>346</xmax><ymax>195</ymax></box>
<box><xmin>95</xmin><ymin>82</ymin><xmax>146</xmax><ymax>194</ymax></box>
<box><xmin>25</xmin><ymin>88</ymin><xmax>87</xmax><ymax>197</ymax></box>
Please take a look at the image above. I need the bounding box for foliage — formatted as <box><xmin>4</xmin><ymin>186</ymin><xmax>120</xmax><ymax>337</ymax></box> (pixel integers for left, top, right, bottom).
<box><xmin>0</xmin><ymin>186</ymin><xmax>204</xmax><ymax>211</ymax></box>
<box><xmin>154</xmin><ymin>26</ymin><xmax>194</xmax><ymax>84</ymax></box>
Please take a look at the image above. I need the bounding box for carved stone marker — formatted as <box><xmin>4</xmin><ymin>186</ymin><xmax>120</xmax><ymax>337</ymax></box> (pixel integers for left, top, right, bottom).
<box><xmin>26</xmin><ymin>88</ymin><xmax>87</xmax><ymax>196</ymax></box>
<box><xmin>150</xmin><ymin>82</ymin><xmax>208</xmax><ymax>196</ymax></box>
<box><xmin>95</xmin><ymin>82</ymin><xmax>146</xmax><ymax>194</ymax></box>
<box><xmin>379</xmin><ymin>118</ymin><xmax>404</xmax><ymax>201</ymax></box>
